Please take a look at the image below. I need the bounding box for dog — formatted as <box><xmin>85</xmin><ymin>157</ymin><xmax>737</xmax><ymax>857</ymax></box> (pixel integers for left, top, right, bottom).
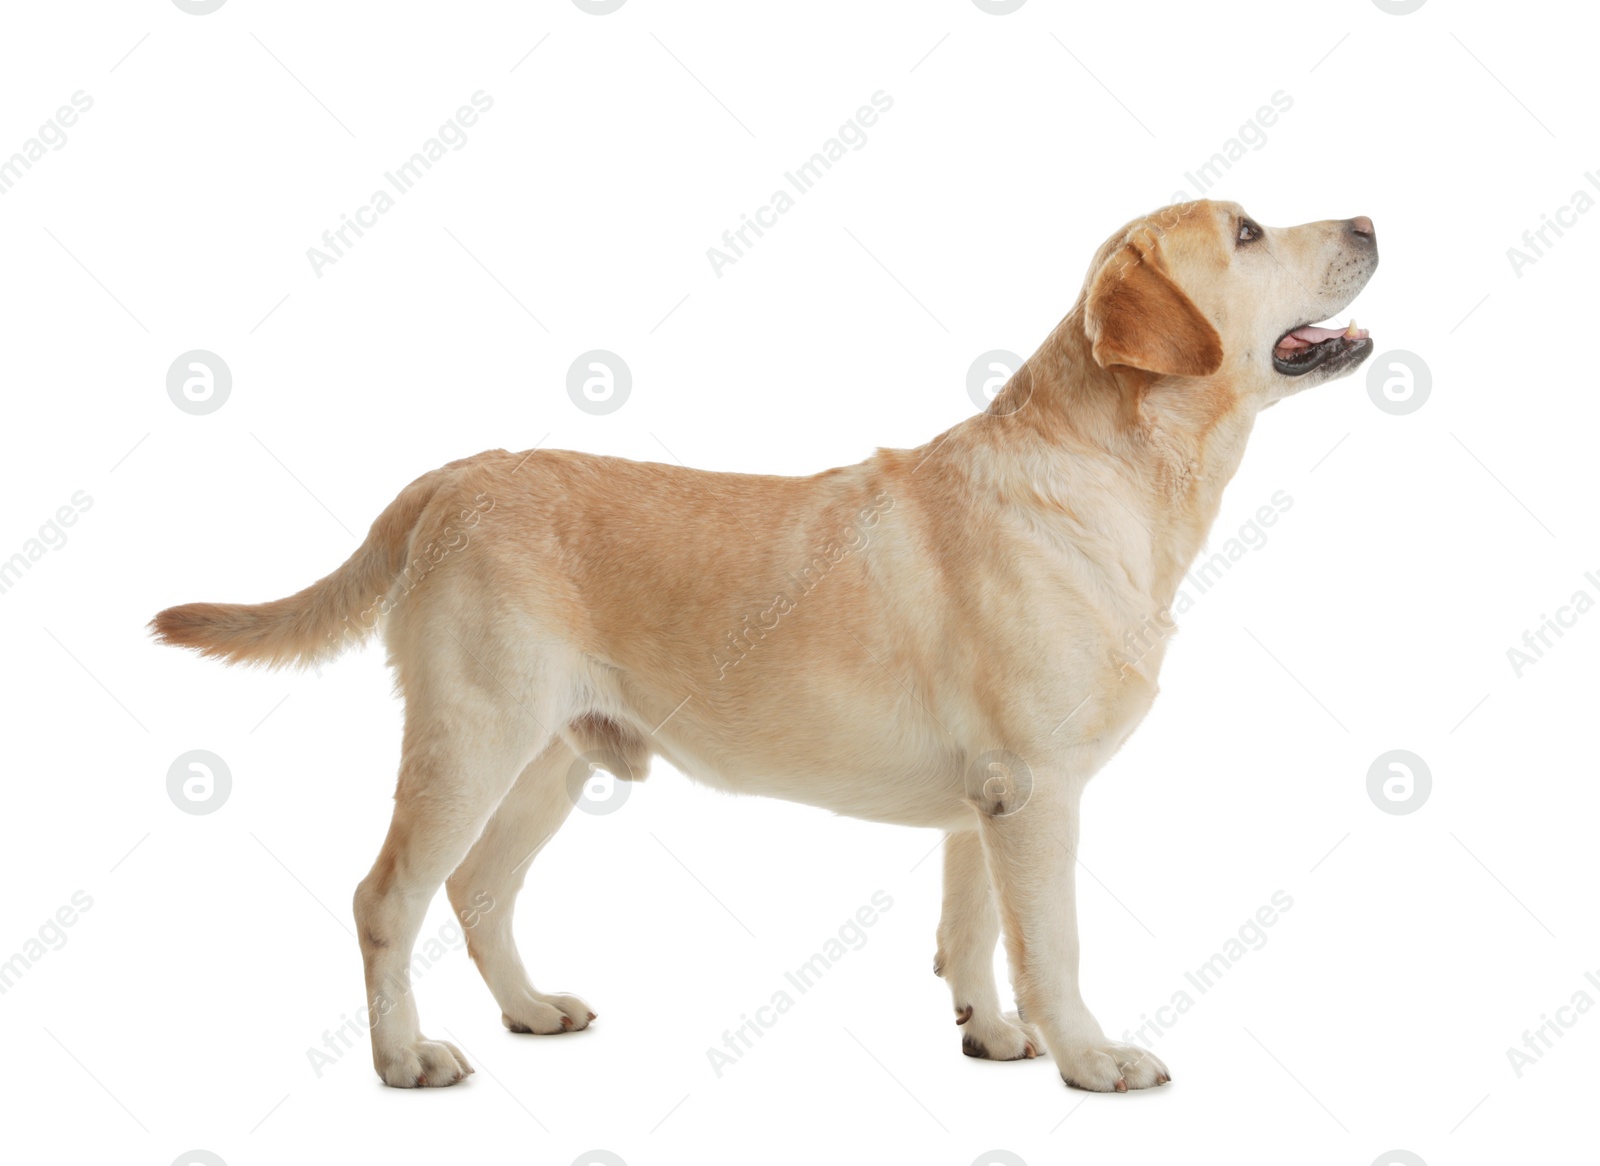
<box><xmin>152</xmin><ymin>199</ymin><xmax>1377</xmax><ymax>1092</ymax></box>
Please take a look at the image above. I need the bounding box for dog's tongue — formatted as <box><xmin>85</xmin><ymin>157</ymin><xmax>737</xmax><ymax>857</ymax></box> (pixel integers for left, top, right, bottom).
<box><xmin>1275</xmin><ymin>321</ymin><xmax>1370</xmax><ymax>353</ymax></box>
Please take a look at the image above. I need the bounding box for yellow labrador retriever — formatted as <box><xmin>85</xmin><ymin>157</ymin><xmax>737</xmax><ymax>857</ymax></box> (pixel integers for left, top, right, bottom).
<box><xmin>153</xmin><ymin>199</ymin><xmax>1377</xmax><ymax>1092</ymax></box>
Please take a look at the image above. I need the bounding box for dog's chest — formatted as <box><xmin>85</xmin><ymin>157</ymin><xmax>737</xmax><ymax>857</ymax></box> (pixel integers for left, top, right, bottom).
<box><xmin>986</xmin><ymin>548</ymin><xmax>1176</xmax><ymax>763</ymax></box>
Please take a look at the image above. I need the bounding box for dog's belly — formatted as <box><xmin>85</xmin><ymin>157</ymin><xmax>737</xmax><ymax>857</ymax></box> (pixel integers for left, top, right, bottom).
<box><xmin>609</xmin><ymin>669</ymin><xmax>1158</xmax><ymax>833</ymax></box>
<box><xmin>569</xmin><ymin>620</ymin><xmax>1161</xmax><ymax>834</ymax></box>
<box><xmin>566</xmin><ymin>641</ymin><xmax>984</xmax><ymax>830</ymax></box>
<box><xmin>650</xmin><ymin>730</ymin><xmax>977</xmax><ymax>831</ymax></box>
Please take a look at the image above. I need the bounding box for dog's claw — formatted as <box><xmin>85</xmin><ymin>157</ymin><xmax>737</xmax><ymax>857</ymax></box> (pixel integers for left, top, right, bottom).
<box><xmin>1114</xmin><ymin>1078</ymin><xmax>1128</xmax><ymax>1093</ymax></box>
<box><xmin>955</xmin><ymin>1005</ymin><xmax>973</xmax><ymax>1026</ymax></box>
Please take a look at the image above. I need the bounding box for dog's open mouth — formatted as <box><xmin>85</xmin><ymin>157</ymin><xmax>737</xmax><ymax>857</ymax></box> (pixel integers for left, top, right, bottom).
<box><xmin>1272</xmin><ymin>321</ymin><xmax>1373</xmax><ymax>377</ymax></box>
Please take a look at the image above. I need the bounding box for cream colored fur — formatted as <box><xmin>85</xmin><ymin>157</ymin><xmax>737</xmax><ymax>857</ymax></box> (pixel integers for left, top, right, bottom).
<box><xmin>152</xmin><ymin>200</ymin><xmax>1378</xmax><ymax>1091</ymax></box>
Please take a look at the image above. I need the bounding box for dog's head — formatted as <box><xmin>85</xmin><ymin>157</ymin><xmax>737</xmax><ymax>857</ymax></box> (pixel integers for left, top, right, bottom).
<box><xmin>1080</xmin><ymin>200</ymin><xmax>1378</xmax><ymax>405</ymax></box>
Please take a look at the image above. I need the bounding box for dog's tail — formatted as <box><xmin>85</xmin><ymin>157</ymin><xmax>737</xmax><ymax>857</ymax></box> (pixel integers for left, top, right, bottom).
<box><xmin>149</xmin><ymin>469</ymin><xmax>447</xmax><ymax>669</ymax></box>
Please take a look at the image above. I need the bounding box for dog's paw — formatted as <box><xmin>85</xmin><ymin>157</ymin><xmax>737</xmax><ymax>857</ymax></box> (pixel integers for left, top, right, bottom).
<box><xmin>501</xmin><ymin>991</ymin><xmax>596</xmax><ymax>1035</ymax></box>
<box><xmin>957</xmin><ymin>1007</ymin><xmax>1040</xmax><ymax>1061</ymax></box>
<box><xmin>1055</xmin><ymin>1041</ymin><xmax>1169</xmax><ymax>1092</ymax></box>
<box><xmin>375</xmin><ymin>1038</ymin><xmax>474</xmax><ymax>1088</ymax></box>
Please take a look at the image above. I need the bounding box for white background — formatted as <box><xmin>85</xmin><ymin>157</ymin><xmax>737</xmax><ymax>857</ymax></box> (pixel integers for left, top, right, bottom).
<box><xmin>1</xmin><ymin>1</ymin><xmax>1594</xmax><ymax>1164</ymax></box>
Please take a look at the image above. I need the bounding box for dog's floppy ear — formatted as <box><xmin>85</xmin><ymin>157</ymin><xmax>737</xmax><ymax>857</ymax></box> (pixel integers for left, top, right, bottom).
<box><xmin>1084</xmin><ymin>243</ymin><xmax>1223</xmax><ymax>378</ymax></box>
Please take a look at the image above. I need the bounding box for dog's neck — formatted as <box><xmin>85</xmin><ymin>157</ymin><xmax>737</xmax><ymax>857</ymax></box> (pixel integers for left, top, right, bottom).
<box><xmin>923</xmin><ymin>304</ymin><xmax>1258</xmax><ymax>612</ymax></box>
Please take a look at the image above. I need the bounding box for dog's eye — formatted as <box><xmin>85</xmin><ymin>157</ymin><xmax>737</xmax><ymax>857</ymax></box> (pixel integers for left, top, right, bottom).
<box><xmin>1237</xmin><ymin>219</ymin><xmax>1262</xmax><ymax>245</ymax></box>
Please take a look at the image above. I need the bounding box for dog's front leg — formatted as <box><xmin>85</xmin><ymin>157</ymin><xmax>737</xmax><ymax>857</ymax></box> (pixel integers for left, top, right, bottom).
<box><xmin>975</xmin><ymin>774</ymin><xmax>1170</xmax><ymax>1092</ymax></box>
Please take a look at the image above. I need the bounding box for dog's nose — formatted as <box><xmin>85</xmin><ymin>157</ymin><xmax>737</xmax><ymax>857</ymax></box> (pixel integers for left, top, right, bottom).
<box><xmin>1348</xmin><ymin>216</ymin><xmax>1375</xmax><ymax>243</ymax></box>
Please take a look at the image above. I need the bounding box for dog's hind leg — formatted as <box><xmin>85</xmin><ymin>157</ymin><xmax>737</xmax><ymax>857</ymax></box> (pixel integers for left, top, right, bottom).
<box><xmin>935</xmin><ymin>829</ymin><xmax>1039</xmax><ymax>1061</ymax></box>
<box><xmin>352</xmin><ymin>680</ymin><xmax>549</xmax><ymax>1088</ymax></box>
<box><xmin>446</xmin><ymin>741</ymin><xmax>595</xmax><ymax>1035</ymax></box>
